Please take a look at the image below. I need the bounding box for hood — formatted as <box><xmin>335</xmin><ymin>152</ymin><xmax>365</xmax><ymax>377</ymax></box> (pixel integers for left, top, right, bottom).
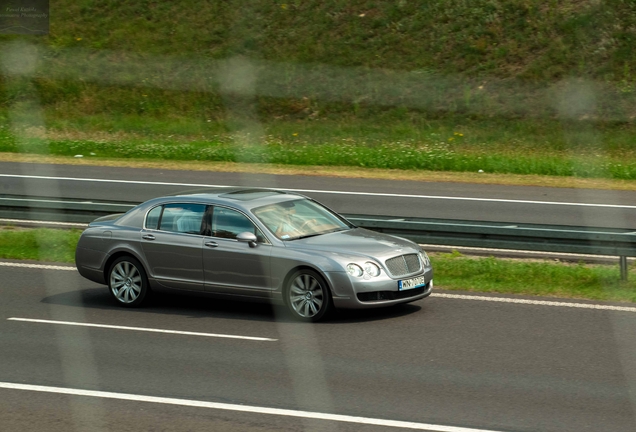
<box><xmin>285</xmin><ymin>228</ymin><xmax>419</xmax><ymax>259</ymax></box>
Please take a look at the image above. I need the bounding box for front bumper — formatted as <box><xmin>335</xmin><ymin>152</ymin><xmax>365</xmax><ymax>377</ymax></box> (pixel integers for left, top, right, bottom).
<box><xmin>325</xmin><ymin>268</ymin><xmax>433</xmax><ymax>309</ymax></box>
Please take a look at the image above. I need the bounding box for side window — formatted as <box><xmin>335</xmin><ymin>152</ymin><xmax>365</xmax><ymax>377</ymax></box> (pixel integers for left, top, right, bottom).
<box><xmin>146</xmin><ymin>205</ymin><xmax>162</xmax><ymax>230</ymax></box>
<box><xmin>159</xmin><ymin>203</ymin><xmax>206</xmax><ymax>234</ymax></box>
<box><xmin>212</xmin><ymin>207</ymin><xmax>266</xmax><ymax>242</ymax></box>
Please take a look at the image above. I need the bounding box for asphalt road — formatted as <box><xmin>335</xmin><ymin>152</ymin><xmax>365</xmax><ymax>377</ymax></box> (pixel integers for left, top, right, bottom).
<box><xmin>2</xmin><ymin>263</ymin><xmax>636</xmax><ymax>432</ymax></box>
<box><xmin>2</xmin><ymin>161</ymin><xmax>636</xmax><ymax>228</ymax></box>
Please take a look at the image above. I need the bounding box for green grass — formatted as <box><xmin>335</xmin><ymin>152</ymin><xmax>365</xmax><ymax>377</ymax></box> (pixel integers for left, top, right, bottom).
<box><xmin>0</xmin><ymin>228</ymin><xmax>82</xmax><ymax>262</ymax></box>
<box><xmin>3</xmin><ymin>0</ymin><xmax>635</xmax><ymax>81</ymax></box>
<box><xmin>1</xmin><ymin>228</ymin><xmax>635</xmax><ymax>303</ymax></box>
<box><xmin>3</xmin><ymin>112</ymin><xmax>636</xmax><ymax>180</ymax></box>
<box><xmin>433</xmin><ymin>251</ymin><xmax>636</xmax><ymax>303</ymax></box>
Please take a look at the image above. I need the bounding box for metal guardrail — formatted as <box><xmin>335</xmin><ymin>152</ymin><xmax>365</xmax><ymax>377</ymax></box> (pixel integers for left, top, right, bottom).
<box><xmin>0</xmin><ymin>196</ymin><xmax>134</xmax><ymax>224</ymax></box>
<box><xmin>345</xmin><ymin>214</ymin><xmax>636</xmax><ymax>257</ymax></box>
<box><xmin>2</xmin><ymin>196</ymin><xmax>636</xmax><ymax>279</ymax></box>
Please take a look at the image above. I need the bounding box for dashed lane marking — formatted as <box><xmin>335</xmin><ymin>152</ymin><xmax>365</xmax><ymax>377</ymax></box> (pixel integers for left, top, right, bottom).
<box><xmin>8</xmin><ymin>318</ymin><xmax>277</xmax><ymax>342</ymax></box>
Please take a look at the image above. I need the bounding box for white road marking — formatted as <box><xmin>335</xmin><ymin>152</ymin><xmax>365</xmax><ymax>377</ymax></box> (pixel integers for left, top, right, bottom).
<box><xmin>0</xmin><ymin>218</ymin><xmax>88</xmax><ymax>227</ymax></box>
<box><xmin>432</xmin><ymin>293</ymin><xmax>636</xmax><ymax>312</ymax></box>
<box><xmin>0</xmin><ymin>261</ymin><xmax>76</xmax><ymax>271</ymax></box>
<box><xmin>7</xmin><ymin>318</ymin><xmax>277</xmax><ymax>342</ymax></box>
<box><xmin>2</xmin><ymin>173</ymin><xmax>635</xmax><ymax>209</ymax></box>
<box><xmin>0</xmin><ymin>382</ymin><xmax>502</xmax><ymax>432</ymax></box>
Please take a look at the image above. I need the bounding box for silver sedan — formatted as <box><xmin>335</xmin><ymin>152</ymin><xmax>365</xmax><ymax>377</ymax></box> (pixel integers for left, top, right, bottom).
<box><xmin>75</xmin><ymin>188</ymin><xmax>433</xmax><ymax>321</ymax></box>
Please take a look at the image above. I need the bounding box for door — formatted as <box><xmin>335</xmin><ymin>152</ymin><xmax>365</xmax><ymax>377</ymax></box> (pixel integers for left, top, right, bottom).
<box><xmin>140</xmin><ymin>203</ymin><xmax>206</xmax><ymax>291</ymax></box>
<box><xmin>203</xmin><ymin>206</ymin><xmax>272</xmax><ymax>296</ymax></box>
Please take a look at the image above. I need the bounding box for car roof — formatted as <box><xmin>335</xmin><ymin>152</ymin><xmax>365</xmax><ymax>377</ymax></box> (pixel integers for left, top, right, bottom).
<box><xmin>161</xmin><ymin>188</ymin><xmax>307</xmax><ymax>211</ymax></box>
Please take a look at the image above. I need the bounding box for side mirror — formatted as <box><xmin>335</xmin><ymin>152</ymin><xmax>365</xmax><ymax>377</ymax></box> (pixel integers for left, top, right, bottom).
<box><xmin>237</xmin><ymin>231</ymin><xmax>258</xmax><ymax>248</ymax></box>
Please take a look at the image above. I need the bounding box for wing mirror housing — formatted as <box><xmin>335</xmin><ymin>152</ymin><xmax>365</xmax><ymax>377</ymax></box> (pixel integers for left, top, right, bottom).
<box><xmin>237</xmin><ymin>231</ymin><xmax>258</xmax><ymax>248</ymax></box>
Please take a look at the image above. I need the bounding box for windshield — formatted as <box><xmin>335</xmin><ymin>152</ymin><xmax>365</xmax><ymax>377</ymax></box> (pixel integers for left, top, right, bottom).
<box><xmin>253</xmin><ymin>199</ymin><xmax>351</xmax><ymax>240</ymax></box>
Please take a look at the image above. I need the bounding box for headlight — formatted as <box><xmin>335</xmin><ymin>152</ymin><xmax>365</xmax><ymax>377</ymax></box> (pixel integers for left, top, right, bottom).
<box><xmin>346</xmin><ymin>263</ymin><xmax>363</xmax><ymax>277</ymax></box>
<box><xmin>347</xmin><ymin>262</ymin><xmax>381</xmax><ymax>278</ymax></box>
<box><xmin>364</xmin><ymin>262</ymin><xmax>381</xmax><ymax>277</ymax></box>
<box><xmin>420</xmin><ymin>251</ymin><xmax>431</xmax><ymax>267</ymax></box>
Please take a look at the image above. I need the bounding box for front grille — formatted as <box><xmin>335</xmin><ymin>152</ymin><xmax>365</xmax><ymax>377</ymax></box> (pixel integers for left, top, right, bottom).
<box><xmin>357</xmin><ymin>286</ymin><xmax>427</xmax><ymax>302</ymax></box>
<box><xmin>385</xmin><ymin>254</ymin><xmax>421</xmax><ymax>277</ymax></box>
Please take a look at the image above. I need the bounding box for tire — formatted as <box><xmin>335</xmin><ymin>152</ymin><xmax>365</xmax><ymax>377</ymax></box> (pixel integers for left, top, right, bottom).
<box><xmin>108</xmin><ymin>256</ymin><xmax>150</xmax><ymax>307</ymax></box>
<box><xmin>286</xmin><ymin>269</ymin><xmax>332</xmax><ymax>322</ymax></box>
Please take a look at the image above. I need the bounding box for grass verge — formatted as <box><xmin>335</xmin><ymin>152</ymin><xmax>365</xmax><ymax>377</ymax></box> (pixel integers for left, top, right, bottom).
<box><xmin>2</xmin><ymin>227</ymin><xmax>635</xmax><ymax>304</ymax></box>
<box><xmin>4</xmin><ymin>152</ymin><xmax>636</xmax><ymax>191</ymax></box>
<box><xmin>433</xmin><ymin>251</ymin><xmax>636</xmax><ymax>303</ymax></box>
<box><xmin>4</xmin><ymin>114</ymin><xmax>636</xmax><ymax>183</ymax></box>
<box><xmin>0</xmin><ymin>227</ymin><xmax>82</xmax><ymax>263</ymax></box>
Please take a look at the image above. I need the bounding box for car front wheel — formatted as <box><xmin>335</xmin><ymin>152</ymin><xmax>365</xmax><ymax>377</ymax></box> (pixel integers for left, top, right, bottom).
<box><xmin>108</xmin><ymin>256</ymin><xmax>150</xmax><ymax>307</ymax></box>
<box><xmin>286</xmin><ymin>270</ymin><xmax>332</xmax><ymax>322</ymax></box>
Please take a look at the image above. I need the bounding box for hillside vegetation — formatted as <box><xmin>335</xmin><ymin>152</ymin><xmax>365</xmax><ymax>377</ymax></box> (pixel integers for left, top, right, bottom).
<box><xmin>1</xmin><ymin>0</ymin><xmax>636</xmax><ymax>180</ymax></box>
<box><xmin>24</xmin><ymin>0</ymin><xmax>636</xmax><ymax>79</ymax></box>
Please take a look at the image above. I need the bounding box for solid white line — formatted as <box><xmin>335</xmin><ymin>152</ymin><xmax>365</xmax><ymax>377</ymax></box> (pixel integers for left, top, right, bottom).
<box><xmin>0</xmin><ymin>261</ymin><xmax>76</xmax><ymax>271</ymax></box>
<box><xmin>2</xmin><ymin>173</ymin><xmax>634</xmax><ymax>209</ymax></box>
<box><xmin>7</xmin><ymin>318</ymin><xmax>277</xmax><ymax>342</ymax></box>
<box><xmin>0</xmin><ymin>218</ymin><xmax>88</xmax><ymax>227</ymax></box>
<box><xmin>432</xmin><ymin>293</ymin><xmax>636</xmax><ymax>312</ymax></box>
<box><xmin>0</xmin><ymin>382</ymin><xmax>502</xmax><ymax>432</ymax></box>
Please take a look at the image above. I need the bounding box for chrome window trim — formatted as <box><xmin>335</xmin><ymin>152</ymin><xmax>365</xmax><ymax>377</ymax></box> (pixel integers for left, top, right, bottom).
<box><xmin>141</xmin><ymin>201</ymin><xmax>273</xmax><ymax>245</ymax></box>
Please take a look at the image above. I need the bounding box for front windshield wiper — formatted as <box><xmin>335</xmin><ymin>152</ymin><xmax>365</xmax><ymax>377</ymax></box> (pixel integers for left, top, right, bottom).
<box><xmin>290</xmin><ymin>233</ymin><xmax>323</xmax><ymax>240</ymax></box>
<box><xmin>289</xmin><ymin>227</ymin><xmax>348</xmax><ymax>240</ymax></box>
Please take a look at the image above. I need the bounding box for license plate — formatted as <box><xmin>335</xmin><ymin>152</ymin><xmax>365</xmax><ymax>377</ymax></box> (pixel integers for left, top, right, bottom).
<box><xmin>398</xmin><ymin>276</ymin><xmax>426</xmax><ymax>291</ymax></box>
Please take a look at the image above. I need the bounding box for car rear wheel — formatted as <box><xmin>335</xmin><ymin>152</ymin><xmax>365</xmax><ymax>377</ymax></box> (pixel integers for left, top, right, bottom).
<box><xmin>108</xmin><ymin>256</ymin><xmax>150</xmax><ymax>307</ymax></box>
<box><xmin>286</xmin><ymin>270</ymin><xmax>332</xmax><ymax>322</ymax></box>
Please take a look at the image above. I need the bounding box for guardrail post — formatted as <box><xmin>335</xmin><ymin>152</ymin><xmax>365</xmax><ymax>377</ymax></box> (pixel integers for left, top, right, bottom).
<box><xmin>620</xmin><ymin>256</ymin><xmax>629</xmax><ymax>281</ymax></box>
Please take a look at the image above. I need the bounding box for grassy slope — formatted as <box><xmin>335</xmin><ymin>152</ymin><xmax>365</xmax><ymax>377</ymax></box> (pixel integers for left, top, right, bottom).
<box><xmin>33</xmin><ymin>1</ymin><xmax>636</xmax><ymax>79</ymax></box>
<box><xmin>2</xmin><ymin>0</ymin><xmax>635</xmax><ymax>113</ymax></box>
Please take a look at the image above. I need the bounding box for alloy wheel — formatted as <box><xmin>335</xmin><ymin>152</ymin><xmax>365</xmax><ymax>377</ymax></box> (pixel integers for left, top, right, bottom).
<box><xmin>288</xmin><ymin>272</ymin><xmax>330</xmax><ymax>320</ymax></box>
<box><xmin>108</xmin><ymin>257</ymin><xmax>149</xmax><ymax>307</ymax></box>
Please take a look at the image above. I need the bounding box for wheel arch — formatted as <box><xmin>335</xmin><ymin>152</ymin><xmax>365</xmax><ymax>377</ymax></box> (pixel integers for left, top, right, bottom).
<box><xmin>281</xmin><ymin>265</ymin><xmax>332</xmax><ymax>306</ymax></box>
<box><xmin>103</xmin><ymin>248</ymin><xmax>147</xmax><ymax>282</ymax></box>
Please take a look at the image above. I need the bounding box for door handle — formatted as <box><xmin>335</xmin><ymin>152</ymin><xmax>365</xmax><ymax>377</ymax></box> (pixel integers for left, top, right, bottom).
<box><xmin>142</xmin><ymin>234</ymin><xmax>155</xmax><ymax>240</ymax></box>
<box><xmin>204</xmin><ymin>241</ymin><xmax>218</xmax><ymax>248</ymax></box>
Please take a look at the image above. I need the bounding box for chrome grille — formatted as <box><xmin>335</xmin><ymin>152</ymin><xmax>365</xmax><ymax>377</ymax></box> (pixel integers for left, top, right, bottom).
<box><xmin>385</xmin><ymin>254</ymin><xmax>422</xmax><ymax>277</ymax></box>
